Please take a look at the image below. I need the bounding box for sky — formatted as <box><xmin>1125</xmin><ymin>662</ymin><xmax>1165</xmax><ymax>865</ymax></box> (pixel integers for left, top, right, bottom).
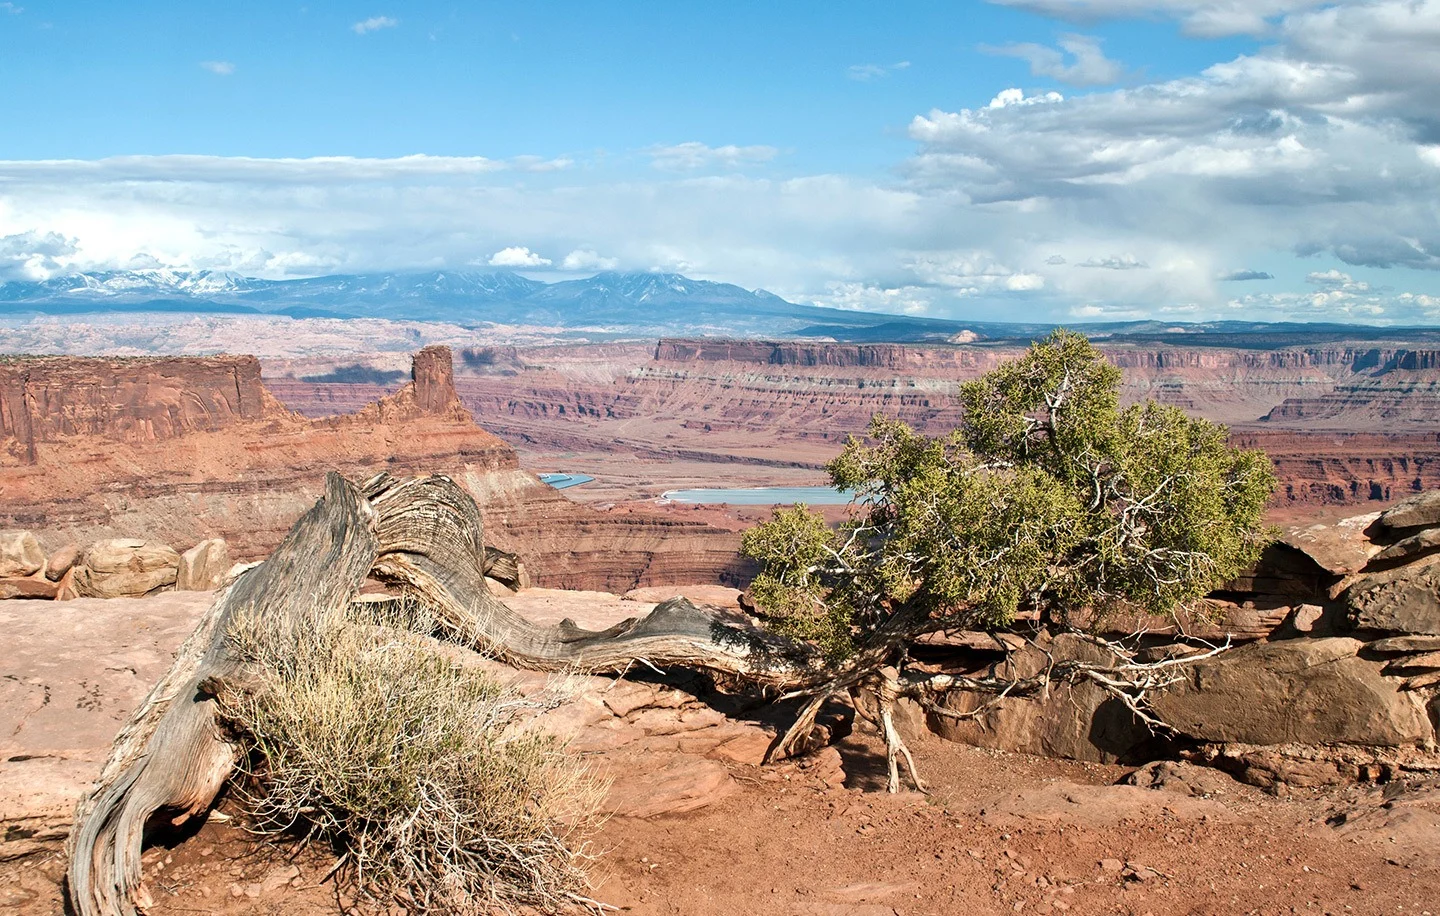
<box><xmin>1</xmin><ymin>0</ymin><xmax>1439</xmax><ymax>324</ymax></box>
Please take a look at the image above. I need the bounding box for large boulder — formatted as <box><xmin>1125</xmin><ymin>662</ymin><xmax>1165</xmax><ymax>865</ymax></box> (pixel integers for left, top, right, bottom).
<box><xmin>176</xmin><ymin>538</ymin><xmax>231</xmax><ymax>591</ymax></box>
<box><xmin>44</xmin><ymin>543</ymin><xmax>80</xmax><ymax>582</ymax></box>
<box><xmin>1344</xmin><ymin>554</ymin><xmax>1440</xmax><ymax>635</ymax></box>
<box><xmin>72</xmin><ymin>539</ymin><xmax>180</xmax><ymax>599</ymax></box>
<box><xmin>1377</xmin><ymin>490</ymin><xmax>1440</xmax><ymax>533</ymax></box>
<box><xmin>0</xmin><ymin>530</ymin><xmax>45</xmax><ymax>578</ymax></box>
<box><xmin>1151</xmin><ymin>637</ymin><xmax>1432</xmax><ymax>748</ymax></box>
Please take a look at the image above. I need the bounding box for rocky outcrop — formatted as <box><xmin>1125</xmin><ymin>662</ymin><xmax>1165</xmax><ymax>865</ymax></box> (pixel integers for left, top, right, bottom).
<box><xmin>72</xmin><ymin>539</ymin><xmax>180</xmax><ymax>599</ymax></box>
<box><xmin>0</xmin><ymin>347</ymin><xmax>748</xmax><ymax>592</ymax></box>
<box><xmin>1150</xmin><ymin>638</ymin><xmax>1432</xmax><ymax>747</ymax></box>
<box><xmin>176</xmin><ymin>538</ymin><xmax>230</xmax><ymax>591</ymax></box>
<box><xmin>903</xmin><ymin>492</ymin><xmax>1440</xmax><ymax>790</ymax></box>
<box><xmin>0</xmin><ymin>354</ymin><xmax>283</xmax><ymax>465</ymax></box>
<box><xmin>0</xmin><ymin>530</ymin><xmax>44</xmax><ymax>578</ymax></box>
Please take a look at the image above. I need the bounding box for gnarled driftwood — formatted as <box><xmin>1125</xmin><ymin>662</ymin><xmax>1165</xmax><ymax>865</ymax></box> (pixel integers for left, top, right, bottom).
<box><xmin>66</xmin><ymin>472</ymin><xmax>822</xmax><ymax>915</ymax></box>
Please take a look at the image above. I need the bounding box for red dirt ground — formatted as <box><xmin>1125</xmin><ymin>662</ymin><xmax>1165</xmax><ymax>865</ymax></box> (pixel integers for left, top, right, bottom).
<box><xmin>6</xmin><ymin>722</ymin><xmax>1436</xmax><ymax>916</ymax></box>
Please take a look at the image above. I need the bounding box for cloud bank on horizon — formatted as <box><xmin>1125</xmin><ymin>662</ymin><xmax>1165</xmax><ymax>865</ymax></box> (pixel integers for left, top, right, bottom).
<box><xmin>1</xmin><ymin>0</ymin><xmax>1438</xmax><ymax>325</ymax></box>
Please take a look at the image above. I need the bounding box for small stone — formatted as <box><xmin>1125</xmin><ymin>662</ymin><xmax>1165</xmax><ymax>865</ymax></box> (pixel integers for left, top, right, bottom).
<box><xmin>1100</xmin><ymin>858</ymin><xmax>1124</xmax><ymax>873</ymax></box>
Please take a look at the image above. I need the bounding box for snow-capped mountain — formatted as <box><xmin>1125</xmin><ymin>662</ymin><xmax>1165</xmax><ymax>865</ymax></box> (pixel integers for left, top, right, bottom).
<box><xmin>0</xmin><ymin>268</ymin><xmax>863</xmax><ymax>335</ymax></box>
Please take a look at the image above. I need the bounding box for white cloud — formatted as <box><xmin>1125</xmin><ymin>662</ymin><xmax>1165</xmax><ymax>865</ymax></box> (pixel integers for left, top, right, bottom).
<box><xmin>983</xmin><ymin>34</ymin><xmax>1125</xmax><ymax>86</ymax></box>
<box><xmin>0</xmin><ymin>230</ymin><xmax>78</xmax><ymax>280</ymax></box>
<box><xmin>200</xmin><ymin>61</ymin><xmax>235</xmax><ymax>76</ymax></box>
<box><xmin>1219</xmin><ymin>269</ymin><xmax>1273</xmax><ymax>281</ymax></box>
<box><xmin>907</xmin><ymin>252</ymin><xmax>1045</xmax><ymax>293</ymax></box>
<box><xmin>1079</xmin><ymin>255</ymin><xmax>1149</xmax><ymax>270</ymax></box>
<box><xmin>352</xmin><ymin>15</ymin><xmax>398</xmax><ymax>35</ymax></box>
<box><xmin>1</xmin><ymin>3</ymin><xmax>24</xmax><ymax>13</ymax></box>
<box><xmin>848</xmin><ymin>61</ymin><xmax>911</xmax><ymax>81</ymax></box>
<box><xmin>814</xmin><ymin>282</ymin><xmax>937</xmax><ymax>314</ymax></box>
<box><xmin>560</xmin><ymin>249</ymin><xmax>619</xmax><ymax>271</ymax></box>
<box><xmin>648</xmin><ymin>142</ymin><xmax>779</xmax><ymax>171</ymax></box>
<box><xmin>487</xmin><ymin>246</ymin><xmax>551</xmax><ymax>268</ymax></box>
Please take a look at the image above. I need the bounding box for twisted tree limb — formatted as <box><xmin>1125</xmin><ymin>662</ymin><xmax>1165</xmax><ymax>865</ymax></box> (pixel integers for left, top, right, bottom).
<box><xmin>65</xmin><ymin>473</ymin><xmax>823</xmax><ymax>915</ymax></box>
<box><xmin>65</xmin><ymin>473</ymin><xmax>379</xmax><ymax>916</ymax></box>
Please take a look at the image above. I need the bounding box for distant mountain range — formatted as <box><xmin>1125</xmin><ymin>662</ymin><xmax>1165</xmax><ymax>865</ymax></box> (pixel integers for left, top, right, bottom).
<box><xmin>4</xmin><ymin>268</ymin><xmax>1439</xmax><ymax>346</ymax></box>
<box><xmin>0</xmin><ymin>269</ymin><xmax>854</xmax><ymax>336</ymax></box>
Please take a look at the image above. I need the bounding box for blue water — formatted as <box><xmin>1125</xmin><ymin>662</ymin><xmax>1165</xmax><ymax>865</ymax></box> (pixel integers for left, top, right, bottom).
<box><xmin>538</xmin><ymin>472</ymin><xmax>594</xmax><ymax>490</ymax></box>
<box><xmin>660</xmin><ymin>486</ymin><xmax>856</xmax><ymax>505</ymax></box>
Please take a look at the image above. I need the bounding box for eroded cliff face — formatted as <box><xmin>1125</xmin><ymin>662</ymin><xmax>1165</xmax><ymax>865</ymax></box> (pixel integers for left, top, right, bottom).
<box><xmin>0</xmin><ymin>347</ymin><xmax>748</xmax><ymax>591</ymax></box>
<box><xmin>269</xmin><ymin>338</ymin><xmax>1440</xmax><ymax>511</ymax></box>
<box><xmin>0</xmin><ymin>355</ymin><xmax>286</xmax><ymax>464</ymax></box>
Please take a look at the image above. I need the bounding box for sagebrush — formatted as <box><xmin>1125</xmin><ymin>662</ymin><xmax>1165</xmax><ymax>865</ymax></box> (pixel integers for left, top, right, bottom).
<box><xmin>221</xmin><ymin>595</ymin><xmax>603</xmax><ymax>914</ymax></box>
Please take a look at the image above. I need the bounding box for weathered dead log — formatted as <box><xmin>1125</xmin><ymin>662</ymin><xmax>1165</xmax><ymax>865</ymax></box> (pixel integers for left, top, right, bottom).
<box><xmin>361</xmin><ymin>473</ymin><xmax>822</xmax><ymax>686</ymax></box>
<box><xmin>65</xmin><ymin>474</ymin><xmax>379</xmax><ymax>916</ymax></box>
<box><xmin>66</xmin><ymin>472</ymin><xmax>823</xmax><ymax>914</ymax></box>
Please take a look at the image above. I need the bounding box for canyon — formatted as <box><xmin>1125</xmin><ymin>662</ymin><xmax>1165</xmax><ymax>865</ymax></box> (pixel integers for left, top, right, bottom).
<box><xmin>266</xmin><ymin>337</ymin><xmax>1440</xmax><ymax>515</ymax></box>
<box><xmin>0</xmin><ymin>347</ymin><xmax>750</xmax><ymax>592</ymax></box>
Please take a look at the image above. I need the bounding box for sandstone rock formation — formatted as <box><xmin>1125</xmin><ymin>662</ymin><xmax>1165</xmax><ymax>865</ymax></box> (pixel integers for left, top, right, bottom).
<box><xmin>44</xmin><ymin>543</ymin><xmax>78</xmax><ymax>582</ymax></box>
<box><xmin>0</xmin><ymin>530</ymin><xmax>44</xmax><ymax>578</ymax></box>
<box><xmin>72</xmin><ymin>540</ymin><xmax>180</xmax><ymax>599</ymax></box>
<box><xmin>899</xmin><ymin>491</ymin><xmax>1440</xmax><ymax>790</ymax></box>
<box><xmin>176</xmin><ymin>538</ymin><xmax>230</xmax><ymax>591</ymax></box>
<box><xmin>1149</xmin><ymin>638</ymin><xmax>1432</xmax><ymax>747</ymax></box>
<box><xmin>0</xmin><ymin>347</ymin><xmax>748</xmax><ymax>592</ymax></box>
<box><xmin>275</xmin><ymin>338</ymin><xmax>1440</xmax><ymax>511</ymax></box>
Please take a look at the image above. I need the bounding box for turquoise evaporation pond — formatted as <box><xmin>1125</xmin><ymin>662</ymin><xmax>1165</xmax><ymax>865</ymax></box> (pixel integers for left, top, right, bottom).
<box><xmin>538</xmin><ymin>472</ymin><xmax>594</xmax><ymax>490</ymax></box>
<box><xmin>659</xmin><ymin>486</ymin><xmax>857</xmax><ymax>505</ymax></box>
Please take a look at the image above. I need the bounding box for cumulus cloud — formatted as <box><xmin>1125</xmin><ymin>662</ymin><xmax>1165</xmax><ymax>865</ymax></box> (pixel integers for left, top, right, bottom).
<box><xmin>648</xmin><ymin>142</ymin><xmax>779</xmax><ymax>171</ymax></box>
<box><xmin>352</xmin><ymin>15</ymin><xmax>398</xmax><ymax>34</ymax></box>
<box><xmin>200</xmin><ymin>61</ymin><xmax>235</xmax><ymax>76</ymax></box>
<box><xmin>983</xmin><ymin>34</ymin><xmax>1125</xmax><ymax>86</ymax></box>
<box><xmin>814</xmin><ymin>282</ymin><xmax>937</xmax><ymax>315</ymax></box>
<box><xmin>560</xmin><ymin>249</ymin><xmax>619</xmax><ymax>271</ymax></box>
<box><xmin>907</xmin><ymin>252</ymin><xmax>1045</xmax><ymax>293</ymax></box>
<box><xmin>0</xmin><ymin>230</ymin><xmax>79</xmax><ymax>280</ymax></box>
<box><xmin>1219</xmin><ymin>269</ymin><xmax>1274</xmax><ymax>281</ymax></box>
<box><xmin>984</xmin><ymin>0</ymin><xmax>1329</xmax><ymax>37</ymax></box>
<box><xmin>487</xmin><ymin>247</ymin><xmax>551</xmax><ymax>268</ymax></box>
<box><xmin>848</xmin><ymin>61</ymin><xmax>910</xmax><ymax>81</ymax></box>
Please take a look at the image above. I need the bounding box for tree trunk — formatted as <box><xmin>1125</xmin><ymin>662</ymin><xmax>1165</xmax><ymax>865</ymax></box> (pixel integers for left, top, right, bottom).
<box><xmin>66</xmin><ymin>472</ymin><xmax>824</xmax><ymax>915</ymax></box>
<box><xmin>65</xmin><ymin>473</ymin><xmax>379</xmax><ymax>916</ymax></box>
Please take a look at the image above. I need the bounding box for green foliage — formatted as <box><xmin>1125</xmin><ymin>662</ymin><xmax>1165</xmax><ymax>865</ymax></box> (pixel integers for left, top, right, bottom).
<box><xmin>743</xmin><ymin>330</ymin><xmax>1276</xmax><ymax>657</ymax></box>
<box><xmin>221</xmin><ymin>597</ymin><xmax>600</xmax><ymax>914</ymax></box>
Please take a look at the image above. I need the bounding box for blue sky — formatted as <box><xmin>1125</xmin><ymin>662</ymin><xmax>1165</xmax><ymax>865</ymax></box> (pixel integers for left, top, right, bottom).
<box><xmin>2</xmin><ymin>1</ymin><xmax>1439</xmax><ymax>324</ymax></box>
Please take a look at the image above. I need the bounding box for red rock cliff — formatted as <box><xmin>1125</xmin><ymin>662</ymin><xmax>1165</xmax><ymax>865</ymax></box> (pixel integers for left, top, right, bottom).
<box><xmin>0</xmin><ymin>348</ymin><xmax>748</xmax><ymax>591</ymax></box>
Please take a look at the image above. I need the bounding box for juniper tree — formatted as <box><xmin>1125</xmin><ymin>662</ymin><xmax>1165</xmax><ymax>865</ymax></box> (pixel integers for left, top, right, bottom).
<box><xmin>742</xmin><ymin>330</ymin><xmax>1275</xmax><ymax>786</ymax></box>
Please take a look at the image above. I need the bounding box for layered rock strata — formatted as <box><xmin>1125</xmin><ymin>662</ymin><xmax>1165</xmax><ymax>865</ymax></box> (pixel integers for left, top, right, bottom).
<box><xmin>0</xmin><ymin>348</ymin><xmax>747</xmax><ymax>592</ymax></box>
<box><xmin>263</xmin><ymin>339</ymin><xmax>1440</xmax><ymax>509</ymax></box>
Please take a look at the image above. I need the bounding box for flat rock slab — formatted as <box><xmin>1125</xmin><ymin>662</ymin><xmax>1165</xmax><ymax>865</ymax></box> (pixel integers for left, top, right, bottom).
<box><xmin>1346</xmin><ymin>554</ymin><xmax>1440</xmax><ymax>634</ymax></box>
<box><xmin>0</xmin><ymin>591</ymin><xmax>214</xmax><ymax>859</ymax></box>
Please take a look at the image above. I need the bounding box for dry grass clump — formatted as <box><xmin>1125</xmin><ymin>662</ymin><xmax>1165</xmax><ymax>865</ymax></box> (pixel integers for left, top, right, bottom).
<box><xmin>221</xmin><ymin>596</ymin><xmax>603</xmax><ymax>914</ymax></box>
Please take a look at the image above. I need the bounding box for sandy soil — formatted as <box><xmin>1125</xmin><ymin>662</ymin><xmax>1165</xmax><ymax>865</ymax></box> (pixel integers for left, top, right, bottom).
<box><xmin>7</xmin><ymin>722</ymin><xmax>1436</xmax><ymax>916</ymax></box>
